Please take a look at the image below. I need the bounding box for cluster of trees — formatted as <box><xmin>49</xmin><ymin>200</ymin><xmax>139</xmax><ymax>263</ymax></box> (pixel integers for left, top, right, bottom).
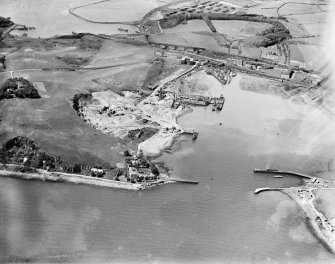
<box><xmin>72</xmin><ymin>92</ymin><xmax>91</xmax><ymax>112</ymax></box>
<box><xmin>160</xmin><ymin>14</ymin><xmax>186</xmax><ymax>29</ymax></box>
<box><xmin>0</xmin><ymin>136</ymin><xmax>104</xmax><ymax>176</ymax></box>
<box><xmin>160</xmin><ymin>12</ymin><xmax>291</xmax><ymax>48</ymax></box>
<box><xmin>256</xmin><ymin>21</ymin><xmax>291</xmax><ymax>47</ymax></box>
<box><xmin>123</xmin><ymin>149</ymin><xmax>160</xmax><ymax>177</ymax></box>
<box><xmin>0</xmin><ymin>56</ymin><xmax>5</xmax><ymax>70</ymax></box>
<box><xmin>57</xmin><ymin>55</ymin><xmax>89</xmax><ymax>67</ymax></box>
<box><xmin>202</xmin><ymin>15</ymin><xmax>216</xmax><ymax>33</ymax></box>
<box><xmin>126</xmin><ymin>127</ymin><xmax>159</xmax><ymax>143</ymax></box>
<box><xmin>0</xmin><ymin>77</ymin><xmax>40</xmax><ymax>100</ymax></box>
<box><xmin>0</xmin><ymin>16</ymin><xmax>13</xmax><ymax>28</ymax></box>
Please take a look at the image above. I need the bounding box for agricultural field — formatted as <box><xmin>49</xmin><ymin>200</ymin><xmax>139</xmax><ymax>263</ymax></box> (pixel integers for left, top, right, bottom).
<box><xmin>149</xmin><ymin>32</ymin><xmax>222</xmax><ymax>51</ymax></box>
<box><xmin>85</xmin><ymin>39</ymin><xmax>154</xmax><ymax>68</ymax></box>
<box><xmin>212</xmin><ymin>20</ymin><xmax>271</xmax><ymax>38</ymax></box>
<box><xmin>289</xmin><ymin>13</ymin><xmax>326</xmax><ymax>36</ymax></box>
<box><xmin>162</xmin><ymin>0</ymin><xmax>240</xmax><ymax>18</ymax></box>
<box><xmin>278</xmin><ymin>2</ymin><xmax>325</xmax><ymax>16</ymax></box>
<box><xmin>163</xmin><ymin>19</ymin><xmax>210</xmax><ymax>33</ymax></box>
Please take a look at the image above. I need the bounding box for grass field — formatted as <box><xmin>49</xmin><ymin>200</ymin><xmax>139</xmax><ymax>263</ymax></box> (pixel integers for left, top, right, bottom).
<box><xmin>212</xmin><ymin>20</ymin><xmax>271</xmax><ymax>38</ymax></box>
<box><xmin>149</xmin><ymin>32</ymin><xmax>222</xmax><ymax>50</ymax></box>
<box><xmin>163</xmin><ymin>19</ymin><xmax>210</xmax><ymax>33</ymax></box>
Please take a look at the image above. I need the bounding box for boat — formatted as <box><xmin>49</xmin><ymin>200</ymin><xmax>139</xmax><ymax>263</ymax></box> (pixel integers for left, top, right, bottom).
<box><xmin>118</xmin><ymin>27</ymin><xmax>129</xmax><ymax>32</ymax></box>
<box><xmin>216</xmin><ymin>95</ymin><xmax>225</xmax><ymax>111</ymax></box>
<box><xmin>273</xmin><ymin>175</ymin><xmax>283</xmax><ymax>178</ymax></box>
<box><xmin>266</xmin><ymin>169</ymin><xmax>278</xmax><ymax>172</ymax></box>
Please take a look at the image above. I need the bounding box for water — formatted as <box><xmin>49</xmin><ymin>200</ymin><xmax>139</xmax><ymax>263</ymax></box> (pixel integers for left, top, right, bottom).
<box><xmin>1</xmin><ymin>1</ymin><xmax>335</xmax><ymax>262</ymax></box>
<box><xmin>1</xmin><ymin>76</ymin><xmax>335</xmax><ymax>263</ymax></box>
<box><xmin>0</xmin><ymin>0</ymin><xmax>179</xmax><ymax>37</ymax></box>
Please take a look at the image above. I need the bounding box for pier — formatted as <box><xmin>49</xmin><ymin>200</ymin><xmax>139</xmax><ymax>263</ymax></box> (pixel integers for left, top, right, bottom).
<box><xmin>254</xmin><ymin>168</ymin><xmax>313</xmax><ymax>179</ymax></box>
<box><xmin>170</xmin><ymin>179</ymin><xmax>199</xmax><ymax>184</ymax></box>
<box><xmin>254</xmin><ymin>187</ymin><xmax>285</xmax><ymax>194</ymax></box>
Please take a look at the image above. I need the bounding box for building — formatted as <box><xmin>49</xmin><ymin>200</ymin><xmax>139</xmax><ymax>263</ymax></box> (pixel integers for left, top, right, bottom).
<box><xmin>281</xmin><ymin>69</ymin><xmax>294</xmax><ymax>80</ymax></box>
<box><xmin>228</xmin><ymin>58</ymin><xmax>244</xmax><ymax>67</ymax></box>
<box><xmin>290</xmin><ymin>60</ymin><xmax>306</xmax><ymax>69</ymax></box>
<box><xmin>189</xmin><ymin>58</ymin><xmax>196</xmax><ymax>65</ymax></box>
<box><xmin>245</xmin><ymin>62</ymin><xmax>255</xmax><ymax>70</ymax></box>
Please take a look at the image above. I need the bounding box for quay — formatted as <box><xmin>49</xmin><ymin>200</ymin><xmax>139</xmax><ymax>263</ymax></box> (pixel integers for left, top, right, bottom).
<box><xmin>254</xmin><ymin>168</ymin><xmax>313</xmax><ymax>179</ymax></box>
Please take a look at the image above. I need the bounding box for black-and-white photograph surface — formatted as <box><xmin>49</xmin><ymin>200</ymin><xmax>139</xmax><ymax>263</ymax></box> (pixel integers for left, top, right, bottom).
<box><xmin>0</xmin><ymin>0</ymin><xmax>335</xmax><ymax>263</ymax></box>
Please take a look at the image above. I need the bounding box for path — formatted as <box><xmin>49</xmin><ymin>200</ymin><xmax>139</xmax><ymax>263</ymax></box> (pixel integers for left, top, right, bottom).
<box><xmin>69</xmin><ymin>0</ymin><xmax>140</xmax><ymax>26</ymax></box>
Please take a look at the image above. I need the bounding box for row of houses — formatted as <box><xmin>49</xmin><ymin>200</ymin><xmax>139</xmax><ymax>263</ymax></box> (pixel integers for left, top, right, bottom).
<box><xmin>150</xmin><ymin>43</ymin><xmax>205</xmax><ymax>54</ymax></box>
<box><xmin>180</xmin><ymin>56</ymin><xmax>198</xmax><ymax>65</ymax></box>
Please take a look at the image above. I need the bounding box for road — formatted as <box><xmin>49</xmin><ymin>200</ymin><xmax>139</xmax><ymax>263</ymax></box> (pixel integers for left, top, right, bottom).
<box><xmin>137</xmin><ymin>63</ymin><xmax>198</xmax><ymax>130</ymax></box>
<box><xmin>284</xmin><ymin>188</ymin><xmax>335</xmax><ymax>254</ymax></box>
<box><xmin>164</xmin><ymin>50</ymin><xmax>315</xmax><ymax>88</ymax></box>
<box><xmin>69</xmin><ymin>0</ymin><xmax>139</xmax><ymax>26</ymax></box>
<box><xmin>255</xmin><ymin>184</ymin><xmax>335</xmax><ymax>254</ymax></box>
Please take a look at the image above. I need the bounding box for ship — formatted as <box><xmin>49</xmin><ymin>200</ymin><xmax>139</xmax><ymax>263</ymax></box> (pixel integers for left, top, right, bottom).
<box><xmin>118</xmin><ymin>27</ymin><xmax>129</xmax><ymax>32</ymax></box>
<box><xmin>216</xmin><ymin>95</ymin><xmax>225</xmax><ymax>111</ymax></box>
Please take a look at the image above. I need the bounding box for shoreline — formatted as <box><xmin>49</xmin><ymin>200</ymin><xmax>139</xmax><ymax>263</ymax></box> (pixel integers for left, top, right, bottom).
<box><xmin>281</xmin><ymin>188</ymin><xmax>335</xmax><ymax>254</ymax></box>
<box><xmin>0</xmin><ymin>166</ymin><xmax>176</xmax><ymax>191</ymax></box>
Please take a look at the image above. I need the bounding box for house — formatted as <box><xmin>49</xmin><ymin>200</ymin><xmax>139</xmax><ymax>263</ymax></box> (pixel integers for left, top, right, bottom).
<box><xmin>227</xmin><ymin>58</ymin><xmax>243</xmax><ymax>67</ymax></box>
<box><xmin>281</xmin><ymin>69</ymin><xmax>294</xmax><ymax>80</ymax></box>
<box><xmin>91</xmin><ymin>167</ymin><xmax>105</xmax><ymax>177</ymax></box>
<box><xmin>290</xmin><ymin>60</ymin><xmax>306</xmax><ymax>69</ymax></box>
<box><xmin>189</xmin><ymin>58</ymin><xmax>196</xmax><ymax>65</ymax></box>
<box><xmin>180</xmin><ymin>57</ymin><xmax>187</xmax><ymax>64</ymax></box>
<box><xmin>186</xmin><ymin>48</ymin><xmax>195</xmax><ymax>53</ymax></box>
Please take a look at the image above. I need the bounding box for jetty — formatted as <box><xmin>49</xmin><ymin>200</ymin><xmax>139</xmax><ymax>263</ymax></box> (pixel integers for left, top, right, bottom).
<box><xmin>170</xmin><ymin>179</ymin><xmax>199</xmax><ymax>184</ymax></box>
<box><xmin>254</xmin><ymin>187</ymin><xmax>285</xmax><ymax>194</ymax></box>
<box><xmin>254</xmin><ymin>168</ymin><xmax>313</xmax><ymax>179</ymax></box>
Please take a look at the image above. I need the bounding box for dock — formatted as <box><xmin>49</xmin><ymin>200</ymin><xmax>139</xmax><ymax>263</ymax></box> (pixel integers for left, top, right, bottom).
<box><xmin>254</xmin><ymin>168</ymin><xmax>313</xmax><ymax>179</ymax></box>
<box><xmin>170</xmin><ymin>179</ymin><xmax>199</xmax><ymax>184</ymax></box>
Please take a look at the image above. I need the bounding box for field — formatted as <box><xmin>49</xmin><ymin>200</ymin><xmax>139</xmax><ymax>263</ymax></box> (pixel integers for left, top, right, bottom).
<box><xmin>163</xmin><ymin>19</ymin><xmax>210</xmax><ymax>33</ymax></box>
<box><xmin>149</xmin><ymin>32</ymin><xmax>222</xmax><ymax>51</ymax></box>
<box><xmin>85</xmin><ymin>39</ymin><xmax>154</xmax><ymax>68</ymax></box>
<box><xmin>290</xmin><ymin>13</ymin><xmax>326</xmax><ymax>36</ymax></box>
<box><xmin>278</xmin><ymin>3</ymin><xmax>323</xmax><ymax>16</ymax></box>
<box><xmin>212</xmin><ymin>20</ymin><xmax>271</xmax><ymax>38</ymax></box>
<box><xmin>0</xmin><ymin>36</ymin><xmax>159</xmax><ymax>166</ymax></box>
<box><xmin>295</xmin><ymin>44</ymin><xmax>320</xmax><ymax>70</ymax></box>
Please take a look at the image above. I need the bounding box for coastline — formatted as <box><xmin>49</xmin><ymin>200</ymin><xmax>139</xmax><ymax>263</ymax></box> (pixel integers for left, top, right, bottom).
<box><xmin>0</xmin><ymin>166</ymin><xmax>175</xmax><ymax>191</ymax></box>
<box><xmin>281</xmin><ymin>188</ymin><xmax>335</xmax><ymax>254</ymax></box>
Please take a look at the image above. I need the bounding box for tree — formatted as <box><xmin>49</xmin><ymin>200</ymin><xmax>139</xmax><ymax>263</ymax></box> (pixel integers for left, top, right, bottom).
<box><xmin>123</xmin><ymin>150</ymin><xmax>131</xmax><ymax>157</ymax></box>
<box><xmin>150</xmin><ymin>163</ymin><xmax>160</xmax><ymax>176</ymax></box>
